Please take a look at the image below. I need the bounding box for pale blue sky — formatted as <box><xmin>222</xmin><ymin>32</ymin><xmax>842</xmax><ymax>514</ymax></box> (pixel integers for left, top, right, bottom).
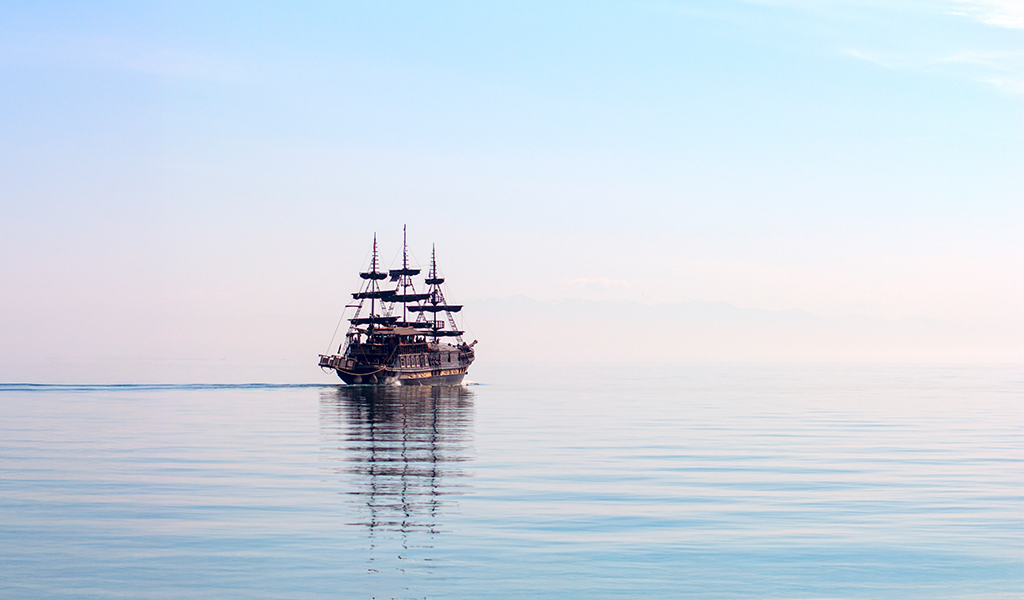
<box><xmin>1</xmin><ymin>1</ymin><xmax>1020</xmax><ymax>367</ymax></box>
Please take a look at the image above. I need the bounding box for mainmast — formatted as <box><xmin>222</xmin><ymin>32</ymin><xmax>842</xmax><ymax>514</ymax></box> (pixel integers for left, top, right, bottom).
<box><xmin>368</xmin><ymin>234</ymin><xmax>381</xmax><ymax>330</ymax></box>
<box><xmin>430</xmin><ymin>245</ymin><xmax>437</xmax><ymax>334</ymax></box>
<box><xmin>386</xmin><ymin>225</ymin><xmax>427</xmax><ymax>327</ymax></box>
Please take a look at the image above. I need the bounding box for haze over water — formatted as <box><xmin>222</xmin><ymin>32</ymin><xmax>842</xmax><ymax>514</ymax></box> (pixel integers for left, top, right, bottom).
<box><xmin>2</xmin><ymin>363</ymin><xmax>1020</xmax><ymax>599</ymax></box>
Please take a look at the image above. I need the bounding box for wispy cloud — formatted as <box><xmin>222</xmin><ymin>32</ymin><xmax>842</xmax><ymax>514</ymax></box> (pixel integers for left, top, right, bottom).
<box><xmin>843</xmin><ymin>46</ymin><xmax>1024</xmax><ymax>94</ymax></box>
<box><xmin>757</xmin><ymin>0</ymin><xmax>1024</xmax><ymax>94</ymax></box>
<box><xmin>949</xmin><ymin>0</ymin><xmax>1024</xmax><ymax>29</ymax></box>
<box><xmin>735</xmin><ymin>0</ymin><xmax>1024</xmax><ymax>28</ymax></box>
<box><xmin>660</xmin><ymin>0</ymin><xmax>1024</xmax><ymax>93</ymax></box>
<box><xmin>935</xmin><ymin>48</ymin><xmax>1024</xmax><ymax>94</ymax></box>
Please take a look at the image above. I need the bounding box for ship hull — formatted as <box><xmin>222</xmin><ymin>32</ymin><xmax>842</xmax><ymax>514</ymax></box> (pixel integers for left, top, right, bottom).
<box><xmin>320</xmin><ymin>354</ymin><xmax>470</xmax><ymax>386</ymax></box>
<box><xmin>333</xmin><ymin>369</ymin><xmax>468</xmax><ymax>386</ymax></box>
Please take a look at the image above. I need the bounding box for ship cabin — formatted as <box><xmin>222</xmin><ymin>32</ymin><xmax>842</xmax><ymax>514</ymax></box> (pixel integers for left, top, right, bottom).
<box><xmin>393</xmin><ymin>328</ymin><xmax>467</xmax><ymax>371</ymax></box>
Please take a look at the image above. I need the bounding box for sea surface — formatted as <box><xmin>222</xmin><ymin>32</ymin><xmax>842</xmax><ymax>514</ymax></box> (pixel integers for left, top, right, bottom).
<box><xmin>0</xmin><ymin>363</ymin><xmax>1020</xmax><ymax>599</ymax></box>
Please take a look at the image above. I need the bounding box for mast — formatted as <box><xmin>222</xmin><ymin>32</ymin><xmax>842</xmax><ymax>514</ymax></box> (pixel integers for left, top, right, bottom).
<box><xmin>370</xmin><ymin>234</ymin><xmax>377</xmax><ymax>330</ymax></box>
<box><xmin>386</xmin><ymin>224</ymin><xmax>424</xmax><ymax>329</ymax></box>
<box><xmin>402</xmin><ymin>226</ymin><xmax>407</xmax><ymax>325</ymax></box>
<box><xmin>431</xmin><ymin>245</ymin><xmax>437</xmax><ymax>335</ymax></box>
<box><xmin>347</xmin><ymin>233</ymin><xmax>394</xmax><ymax>346</ymax></box>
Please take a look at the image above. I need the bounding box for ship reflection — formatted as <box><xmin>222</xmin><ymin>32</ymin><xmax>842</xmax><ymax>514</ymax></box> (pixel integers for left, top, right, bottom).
<box><xmin>320</xmin><ymin>385</ymin><xmax>475</xmax><ymax>551</ymax></box>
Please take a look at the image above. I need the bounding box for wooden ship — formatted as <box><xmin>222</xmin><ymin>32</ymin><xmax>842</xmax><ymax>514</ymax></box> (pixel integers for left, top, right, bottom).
<box><xmin>319</xmin><ymin>228</ymin><xmax>476</xmax><ymax>385</ymax></box>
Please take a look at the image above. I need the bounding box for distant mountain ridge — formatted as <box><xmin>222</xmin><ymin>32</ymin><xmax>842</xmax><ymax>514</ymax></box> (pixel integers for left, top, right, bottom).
<box><xmin>464</xmin><ymin>296</ymin><xmax>1019</xmax><ymax>363</ymax></box>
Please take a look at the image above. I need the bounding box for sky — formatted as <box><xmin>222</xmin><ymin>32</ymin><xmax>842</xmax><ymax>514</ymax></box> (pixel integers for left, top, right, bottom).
<box><xmin>0</xmin><ymin>1</ymin><xmax>1021</xmax><ymax>374</ymax></box>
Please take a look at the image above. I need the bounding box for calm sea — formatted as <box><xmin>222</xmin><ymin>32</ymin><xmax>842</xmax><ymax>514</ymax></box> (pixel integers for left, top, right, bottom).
<box><xmin>0</xmin><ymin>363</ymin><xmax>1020</xmax><ymax>599</ymax></box>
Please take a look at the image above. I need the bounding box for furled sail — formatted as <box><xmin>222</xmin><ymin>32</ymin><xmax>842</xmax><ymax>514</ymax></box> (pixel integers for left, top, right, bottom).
<box><xmin>389</xmin><ymin>293</ymin><xmax>431</xmax><ymax>303</ymax></box>
<box><xmin>349</xmin><ymin>316</ymin><xmax>399</xmax><ymax>325</ymax></box>
<box><xmin>351</xmin><ymin>290</ymin><xmax>396</xmax><ymax>299</ymax></box>
<box><xmin>388</xmin><ymin>268</ymin><xmax>420</xmax><ymax>281</ymax></box>
<box><xmin>406</xmin><ymin>304</ymin><xmax>462</xmax><ymax>313</ymax></box>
